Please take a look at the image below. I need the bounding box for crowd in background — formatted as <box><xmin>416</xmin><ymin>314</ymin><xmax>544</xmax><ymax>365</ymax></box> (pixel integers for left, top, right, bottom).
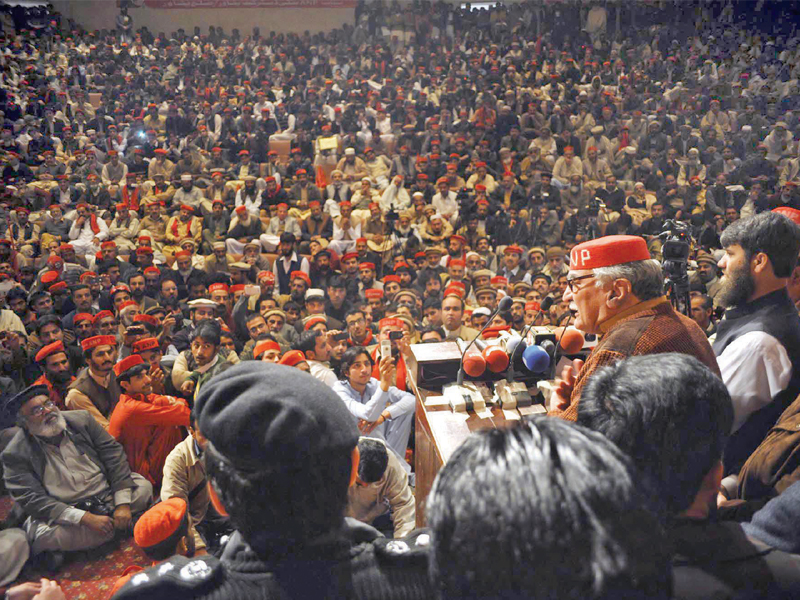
<box><xmin>3</xmin><ymin>1</ymin><xmax>800</xmax><ymax>597</ymax></box>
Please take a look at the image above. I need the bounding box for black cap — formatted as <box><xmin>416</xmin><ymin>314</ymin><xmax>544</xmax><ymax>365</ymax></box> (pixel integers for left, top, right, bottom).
<box><xmin>195</xmin><ymin>362</ymin><xmax>359</xmax><ymax>471</ymax></box>
<box><xmin>3</xmin><ymin>384</ymin><xmax>49</xmax><ymax>417</ymax></box>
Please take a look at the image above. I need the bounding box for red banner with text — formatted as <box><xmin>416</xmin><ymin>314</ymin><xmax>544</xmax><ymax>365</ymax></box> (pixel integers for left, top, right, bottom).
<box><xmin>144</xmin><ymin>0</ymin><xmax>355</xmax><ymax>7</ymax></box>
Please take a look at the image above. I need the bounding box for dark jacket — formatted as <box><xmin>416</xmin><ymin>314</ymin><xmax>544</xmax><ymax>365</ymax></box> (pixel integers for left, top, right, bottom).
<box><xmin>672</xmin><ymin>518</ymin><xmax>800</xmax><ymax>600</ymax></box>
<box><xmin>714</xmin><ymin>289</ymin><xmax>800</xmax><ymax>474</ymax></box>
<box><xmin>115</xmin><ymin>521</ymin><xmax>432</xmax><ymax>600</ymax></box>
<box><xmin>1</xmin><ymin>410</ymin><xmax>134</xmax><ymax>524</ymax></box>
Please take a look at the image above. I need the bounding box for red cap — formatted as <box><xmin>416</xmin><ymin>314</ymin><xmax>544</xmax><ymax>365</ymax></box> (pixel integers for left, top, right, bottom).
<box><xmin>73</xmin><ymin>312</ymin><xmax>94</xmax><ymax>324</ymax></box>
<box><xmin>365</xmin><ymin>289</ymin><xmax>384</xmax><ymax>300</ymax></box>
<box><xmin>254</xmin><ymin>339</ymin><xmax>281</xmax><ymax>358</ymax></box>
<box><xmin>144</xmin><ymin>266</ymin><xmax>160</xmax><ymax>276</ymax></box>
<box><xmin>35</xmin><ymin>341</ymin><xmax>65</xmax><ymax>363</ymax></box>
<box><xmin>49</xmin><ymin>281</ymin><xmax>68</xmax><ymax>293</ymax></box>
<box><xmin>491</xmin><ymin>276</ymin><xmax>508</xmax><ymax>285</ymax></box>
<box><xmin>304</xmin><ymin>315</ymin><xmax>327</xmax><ymax>331</ymax></box>
<box><xmin>291</xmin><ymin>271</ymin><xmax>311</xmax><ymax>285</ymax></box>
<box><xmin>570</xmin><ymin>235</ymin><xmax>650</xmax><ymax>270</ymax></box>
<box><xmin>383</xmin><ymin>275</ymin><xmax>401</xmax><ymax>284</ymax></box>
<box><xmin>101</xmin><ymin>241</ymin><xmax>116</xmax><ymax>250</ymax></box>
<box><xmin>773</xmin><ymin>207</ymin><xmax>800</xmax><ymax>227</ymax></box>
<box><xmin>118</xmin><ymin>300</ymin><xmax>139</xmax><ymax>312</ymax></box>
<box><xmin>81</xmin><ymin>335</ymin><xmax>117</xmax><ymax>352</ymax></box>
<box><xmin>359</xmin><ymin>262</ymin><xmax>375</xmax><ymax>271</ymax></box>
<box><xmin>136</xmin><ymin>246</ymin><xmax>154</xmax><ymax>255</ymax></box>
<box><xmin>257</xmin><ymin>271</ymin><xmax>275</xmax><ymax>284</ymax></box>
<box><xmin>230</xmin><ymin>284</ymin><xmax>245</xmax><ymax>293</ymax></box>
<box><xmin>504</xmin><ymin>245</ymin><xmax>523</xmax><ymax>255</ymax></box>
<box><xmin>93</xmin><ymin>310</ymin><xmax>114</xmax><ymax>325</ymax></box>
<box><xmin>114</xmin><ymin>354</ymin><xmax>145</xmax><ymax>378</ymax></box>
<box><xmin>208</xmin><ymin>283</ymin><xmax>229</xmax><ymax>293</ymax></box>
<box><xmin>134</xmin><ymin>498</ymin><xmax>187</xmax><ymax>549</ymax></box>
<box><xmin>41</xmin><ymin>271</ymin><xmax>59</xmax><ymax>285</ymax></box>
<box><xmin>525</xmin><ymin>301</ymin><xmax>541</xmax><ymax>312</ymax></box>
<box><xmin>279</xmin><ymin>350</ymin><xmax>307</xmax><ymax>367</ymax></box>
<box><xmin>133</xmin><ymin>337</ymin><xmax>160</xmax><ymax>354</ymax></box>
<box><xmin>133</xmin><ymin>314</ymin><xmax>158</xmax><ymax>328</ymax></box>
<box><xmin>378</xmin><ymin>317</ymin><xmax>403</xmax><ymax>330</ymax></box>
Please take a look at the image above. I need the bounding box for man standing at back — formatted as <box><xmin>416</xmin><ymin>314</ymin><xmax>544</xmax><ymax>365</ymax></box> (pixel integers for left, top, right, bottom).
<box><xmin>712</xmin><ymin>212</ymin><xmax>800</xmax><ymax>473</ymax></box>
<box><xmin>114</xmin><ymin>362</ymin><xmax>430</xmax><ymax>599</ymax></box>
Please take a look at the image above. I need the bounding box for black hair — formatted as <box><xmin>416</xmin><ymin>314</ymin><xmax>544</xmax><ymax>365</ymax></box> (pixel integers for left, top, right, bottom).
<box><xmin>6</xmin><ymin>287</ymin><xmax>27</xmax><ymax>304</ymax></box>
<box><xmin>35</xmin><ymin>314</ymin><xmax>62</xmax><ymax>336</ymax></box>
<box><xmin>327</xmin><ymin>274</ymin><xmax>345</xmax><ymax>289</ymax></box>
<box><xmin>577</xmin><ymin>354</ymin><xmax>733</xmax><ymax>515</ymax></box>
<box><xmin>245</xmin><ymin>310</ymin><xmax>265</xmax><ymax>325</ymax></box>
<box><xmin>187</xmin><ymin>272</ymin><xmax>207</xmax><ymax>289</ymax></box>
<box><xmin>70</xmin><ymin>283</ymin><xmax>90</xmax><ymax>295</ymax></box>
<box><xmin>357</xmin><ymin>438</ymin><xmax>389</xmax><ymax>484</ymax></box>
<box><xmin>96</xmin><ymin>258</ymin><xmax>120</xmax><ymax>275</ymax></box>
<box><xmin>427</xmin><ymin>417</ymin><xmax>671</xmax><ymax>600</ymax></box>
<box><xmin>694</xmin><ymin>294</ymin><xmax>713</xmax><ymax>311</ymax></box>
<box><xmin>27</xmin><ymin>290</ymin><xmax>51</xmax><ymax>308</ymax></box>
<box><xmin>191</xmin><ymin>319</ymin><xmax>221</xmax><ymax>347</ymax></box>
<box><xmin>339</xmin><ymin>345</ymin><xmax>372</xmax><ymax>381</ymax></box>
<box><xmin>419</xmin><ymin>326</ymin><xmax>445</xmax><ymax>342</ymax></box>
<box><xmin>345</xmin><ymin>306</ymin><xmax>365</xmax><ymax>320</ymax></box>
<box><xmin>293</xmin><ymin>329</ymin><xmax>322</xmax><ymax>355</ymax></box>
<box><xmin>283</xmin><ymin>301</ymin><xmax>301</xmax><ymax>313</ymax></box>
<box><xmin>423</xmin><ymin>296</ymin><xmax>441</xmax><ymax>310</ymax></box>
<box><xmin>720</xmin><ymin>212</ymin><xmax>800</xmax><ymax>278</ymax></box>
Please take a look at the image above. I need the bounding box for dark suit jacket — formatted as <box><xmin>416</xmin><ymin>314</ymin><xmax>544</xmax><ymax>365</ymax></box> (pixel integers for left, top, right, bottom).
<box><xmin>1</xmin><ymin>410</ymin><xmax>134</xmax><ymax>524</ymax></box>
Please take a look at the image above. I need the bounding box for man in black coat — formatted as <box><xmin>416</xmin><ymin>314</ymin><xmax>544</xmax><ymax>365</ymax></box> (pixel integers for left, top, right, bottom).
<box><xmin>115</xmin><ymin>363</ymin><xmax>431</xmax><ymax>600</ymax></box>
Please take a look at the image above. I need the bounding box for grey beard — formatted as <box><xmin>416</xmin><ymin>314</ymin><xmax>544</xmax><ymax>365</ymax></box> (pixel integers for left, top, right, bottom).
<box><xmin>27</xmin><ymin>411</ymin><xmax>67</xmax><ymax>438</ymax></box>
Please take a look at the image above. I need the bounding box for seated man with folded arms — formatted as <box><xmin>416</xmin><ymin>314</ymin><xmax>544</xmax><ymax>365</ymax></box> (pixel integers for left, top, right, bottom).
<box><xmin>1</xmin><ymin>384</ymin><xmax>152</xmax><ymax>558</ymax></box>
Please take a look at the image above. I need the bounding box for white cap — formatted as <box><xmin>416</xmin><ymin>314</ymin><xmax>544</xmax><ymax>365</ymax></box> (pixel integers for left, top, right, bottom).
<box><xmin>187</xmin><ymin>298</ymin><xmax>219</xmax><ymax>309</ymax></box>
<box><xmin>472</xmin><ymin>307</ymin><xmax>491</xmax><ymax>317</ymax></box>
<box><xmin>305</xmin><ymin>288</ymin><xmax>325</xmax><ymax>300</ymax></box>
<box><xmin>344</xmin><ymin>147</ymin><xmax>355</xmax><ymax>155</ymax></box>
<box><xmin>180</xmin><ymin>174</ymin><xmax>192</xmax><ymax>182</ymax></box>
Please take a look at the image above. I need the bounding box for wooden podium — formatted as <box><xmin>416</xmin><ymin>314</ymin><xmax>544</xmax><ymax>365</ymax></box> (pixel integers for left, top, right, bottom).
<box><xmin>406</xmin><ymin>342</ymin><xmax>548</xmax><ymax>527</ymax></box>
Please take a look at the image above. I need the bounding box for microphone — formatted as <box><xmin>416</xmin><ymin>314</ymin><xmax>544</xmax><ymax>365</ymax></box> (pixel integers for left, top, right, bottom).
<box><xmin>506</xmin><ymin>296</ymin><xmax>554</xmax><ymax>382</ymax></box>
<box><xmin>456</xmin><ymin>295</ymin><xmax>513</xmax><ymax>385</ymax></box>
<box><xmin>521</xmin><ymin>344</ymin><xmax>550</xmax><ymax>373</ymax></box>
<box><xmin>482</xmin><ymin>344</ymin><xmax>509</xmax><ymax>373</ymax></box>
<box><xmin>549</xmin><ymin>315</ymin><xmax>585</xmax><ymax>380</ymax></box>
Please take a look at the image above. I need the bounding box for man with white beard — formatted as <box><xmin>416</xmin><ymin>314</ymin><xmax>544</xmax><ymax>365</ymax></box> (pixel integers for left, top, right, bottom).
<box><xmin>1</xmin><ymin>384</ymin><xmax>152</xmax><ymax>559</ymax></box>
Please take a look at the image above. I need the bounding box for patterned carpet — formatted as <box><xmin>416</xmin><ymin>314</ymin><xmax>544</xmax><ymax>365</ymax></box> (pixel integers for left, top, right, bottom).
<box><xmin>0</xmin><ymin>495</ymin><xmax>152</xmax><ymax>599</ymax></box>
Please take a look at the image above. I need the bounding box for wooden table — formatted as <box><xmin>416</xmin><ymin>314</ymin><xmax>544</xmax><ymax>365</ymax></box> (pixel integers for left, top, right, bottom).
<box><xmin>407</xmin><ymin>343</ymin><xmax>549</xmax><ymax>527</ymax></box>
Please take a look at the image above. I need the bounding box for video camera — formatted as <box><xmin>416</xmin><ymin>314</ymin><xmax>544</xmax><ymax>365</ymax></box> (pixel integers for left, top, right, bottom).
<box><xmin>659</xmin><ymin>219</ymin><xmax>692</xmax><ymax>316</ymax></box>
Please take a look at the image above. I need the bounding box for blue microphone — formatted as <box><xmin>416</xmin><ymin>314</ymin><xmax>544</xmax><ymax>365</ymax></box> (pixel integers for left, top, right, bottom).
<box><xmin>522</xmin><ymin>344</ymin><xmax>551</xmax><ymax>373</ymax></box>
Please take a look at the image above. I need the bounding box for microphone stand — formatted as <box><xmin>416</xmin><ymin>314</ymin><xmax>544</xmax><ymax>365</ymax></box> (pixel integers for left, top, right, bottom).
<box><xmin>506</xmin><ymin>297</ymin><xmax>554</xmax><ymax>383</ymax></box>
<box><xmin>456</xmin><ymin>296</ymin><xmax>513</xmax><ymax>385</ymax></box>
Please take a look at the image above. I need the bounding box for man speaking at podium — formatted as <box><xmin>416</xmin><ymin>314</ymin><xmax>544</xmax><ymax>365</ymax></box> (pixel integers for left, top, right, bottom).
<box><xmin>552</xmin><ymin>235</ymin><xmax>719</xmax><ymax>421</ymax></box>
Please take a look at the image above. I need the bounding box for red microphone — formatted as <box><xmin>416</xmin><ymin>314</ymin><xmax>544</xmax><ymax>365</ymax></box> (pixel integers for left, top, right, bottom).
<box><xmin>556</xmin><ymin>327</ymin><xmax>585</xmax><ymax>355</ymax></box>
<box><xmin>482</xmin><ymin>345</ymin><xmax>510</xmax><ymax>373</ymax></box>
<box><xmin>462</xmin><ymin>347</ymin><xmax>487</xmax><ymax>377</ymax></box>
